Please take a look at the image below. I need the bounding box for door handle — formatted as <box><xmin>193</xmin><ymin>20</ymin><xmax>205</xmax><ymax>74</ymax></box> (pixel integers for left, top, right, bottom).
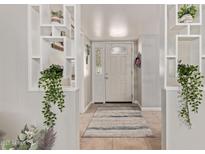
<box><xmin>105</xmin><ymin>76</ymin><xmax>109</xmax><ymax>79</ymax></box>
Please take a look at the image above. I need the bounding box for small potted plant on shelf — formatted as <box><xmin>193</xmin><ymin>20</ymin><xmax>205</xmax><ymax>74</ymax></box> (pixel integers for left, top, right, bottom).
<box><xmin>178</xmin><ymin>4</ymin><xmax>197</xmax><ymax>23</ymax></box>
<box><xmin>51</xmin><ymin>10</ymin><xmax>63</xmax><ymax>24</ymax></box>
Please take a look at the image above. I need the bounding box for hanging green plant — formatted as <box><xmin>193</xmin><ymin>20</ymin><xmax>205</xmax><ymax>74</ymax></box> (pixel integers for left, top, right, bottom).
<box><xmin>177</xmin><ymin>60</ymin><xmax>204</xmax><ymax>128</ymax></box>
<box><xmin>38</xmin><ymin>64</ymin><xmax>65</xmax><ymax>128</ymax></box>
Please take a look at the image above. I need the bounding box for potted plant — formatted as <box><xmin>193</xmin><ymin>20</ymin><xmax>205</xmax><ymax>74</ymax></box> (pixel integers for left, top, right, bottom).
<box><xmin>177</xmin><ymin>60</ymin><xmax>204</xmax><ymax>128</ymax></box>
<box><xmin>38</xmin><ymin>64</ymin><xmax>65</xmax><ymax>128</ymax></box>
<box><xmin>1</xmin><ymin>64</ymin><xmax>65</xmax><ymax>150</ymax></box>
<box><xmin>1</xmin><ymin>125</ymin><xmax>56</xmax><ymax>150</ymax></box>
<box><xmin>178</xmin><ymin>4</ymin><xmax>197</xmax><ymax>23</ymax></box>
<box><xmin>51</xmin><ymin>10</ymin><xmax>63</xmax><ymax>24</ymax></box>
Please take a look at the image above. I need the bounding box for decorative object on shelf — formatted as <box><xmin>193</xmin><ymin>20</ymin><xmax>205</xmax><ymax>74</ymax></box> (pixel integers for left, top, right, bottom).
<box><xmin>51</xmin><ymin>42</ymin><xmax>64</xmax><ymax>51</ymax></box>
<box><xmin>135</xmin><ymin>52</ymin><xmax>141</xmax><ymax>68</ymax></box>
<box><xmin>51</xmin><ymin>10</ymin><xmax>63</xmax><ymax>24</ymax></box>
<box><xmin>71</xmin><ymin>61</ymin><xmax>75</xmax><ymax>87</ymax></box>
<box><xmin>38</xmin><ymin>64</ymin><xmax>65</xmax><ymax>128</ymax></box>
<box><xmin>177</xmin><ymin>60</ymin><xmax>204</xmax><ymax>128</ymax></box>
<box><xmin>1</xmin><ymin>125</ymin><xmax>56</xmax><ymax>150</ymax></box>
<box><xmin>178</xmin><ymin>4</ymin><xmax>197</xmax><ymax>23</ymax></box>
<box><xmin>60</xmin><ymin>31</ymin><xmax>66</xmax><ymax>36</ymax></box>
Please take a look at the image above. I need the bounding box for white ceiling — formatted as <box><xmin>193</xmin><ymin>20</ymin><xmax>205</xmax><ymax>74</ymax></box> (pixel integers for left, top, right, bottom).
<box><xmin>81</xmin><ymin>4</ymin><xmax>162</xmax><ymax>41</ymax></box>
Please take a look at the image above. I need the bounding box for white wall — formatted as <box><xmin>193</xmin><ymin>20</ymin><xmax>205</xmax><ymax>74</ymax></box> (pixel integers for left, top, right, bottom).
<box><xmin>80</xmin><ymin>5</ymin><xmax>93</xmax><ymax>113</ymax></box>
<box><xmin>92</xmin><ymin>42</ymin><xmax>106</xmax><ymax>103</ymax></box>
<box><xmin>137</xmin><ymin>35</ymin><xmax>161</xmax><ymax>108</ymax></box>
<box><xmin>83</xmin><ymin>36</ymin><xmax>92</xmax><ymax>110</ymax></box>
<box><xmin>0</xmin><ymin>5</ymin><xmax>80</xmax><ymax>149</ymax></box>
<box><xmin>134</xmin><ymin>41</ymin><xmax>142</xmax><ymax>105</ymax></box>
<box><xmin>162</xmin><ymin>90</ymin><xmax>205</xmax><ymax>149</ymax></box>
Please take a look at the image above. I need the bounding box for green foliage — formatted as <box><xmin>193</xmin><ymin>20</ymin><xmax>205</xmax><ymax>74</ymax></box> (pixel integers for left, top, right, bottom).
<box><xmin>51</xmin><ymin>10</ymin><xmax>63</xmax><ymax>18</ymax></box>
<box><xmin>38</xmin><ymin>64</ymin><xmax>65</xmax><ymax>128</ymax></box>
<box><xmin>1</xmin><ymin>140</ymin><xmax>14</xmax><ymax>150</ymax></box>
<box><xmin>1</xmin><ymin>125</ymin><xmax>56</xmax><ymax>150</ymax></box>
<box><xmin>178</xmin><ymin>4</ymin><xmax>197</xmax><ymax>19</ymax></box>
<box><xmin>177</xmin><ymin>60</ymin><xmax>204</xmax><ymax>127</ymax></box>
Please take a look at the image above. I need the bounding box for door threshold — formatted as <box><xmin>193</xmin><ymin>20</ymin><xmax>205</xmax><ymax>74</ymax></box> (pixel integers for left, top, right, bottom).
<box><xmin>105</xmin><ymin>101</ymin><xmax>132</xmax><ymax>104</ymax></box>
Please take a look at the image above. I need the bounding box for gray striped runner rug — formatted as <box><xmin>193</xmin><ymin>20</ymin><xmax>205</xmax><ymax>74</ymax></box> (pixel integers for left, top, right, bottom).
<box><xmin>83</xmin><ymin>104</ymin><xmax>153</xmax><ymax>138</ymax></box>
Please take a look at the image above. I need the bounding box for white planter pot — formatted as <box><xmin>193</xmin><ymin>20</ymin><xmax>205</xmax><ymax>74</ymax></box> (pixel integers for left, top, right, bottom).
<box><xmin>51</xmin><ymin>16</ymin><xmax>61</xmax><ymax>24</ymax></box>
<box><xmin>179</xmin><ymin>14</ymin><xmax>193</xmax><ymax>23</ymax></box>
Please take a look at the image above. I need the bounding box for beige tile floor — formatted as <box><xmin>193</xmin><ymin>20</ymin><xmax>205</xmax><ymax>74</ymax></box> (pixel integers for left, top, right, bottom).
<box><xmin>80</xmin><ymin>104</ymin><xmax>161</xmax><ymax>150</ymax></box>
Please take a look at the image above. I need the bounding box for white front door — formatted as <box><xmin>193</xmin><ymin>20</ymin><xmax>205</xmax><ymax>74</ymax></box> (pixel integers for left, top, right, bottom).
<box><xmin>105</xmin><ymin>43</ymin><xmax>132</xmax><ymax>102</ymax></box>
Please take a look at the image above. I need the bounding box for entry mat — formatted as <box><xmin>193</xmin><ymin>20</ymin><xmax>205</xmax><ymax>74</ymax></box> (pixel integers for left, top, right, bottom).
<box><xmin>83</xmin><ymin>104</ymin><xmax>153</xmax><ymax>138</ymax></box>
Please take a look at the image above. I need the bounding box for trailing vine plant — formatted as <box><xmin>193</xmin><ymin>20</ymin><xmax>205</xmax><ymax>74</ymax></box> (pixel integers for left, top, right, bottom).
<box><xmin>38</xmin><ymin>64</ymin><xmax>65</xmax><ymax>128</ymax></box>
<box><xmin>177</xmin><ymin>60</ymin><xmax>204</xmax><ymax>128</ymax></box>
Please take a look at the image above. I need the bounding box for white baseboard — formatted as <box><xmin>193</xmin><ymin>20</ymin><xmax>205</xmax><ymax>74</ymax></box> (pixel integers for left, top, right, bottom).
<box><xmin>83</xmin><ymin>101</ymin><xmax>93</xmax><ymax>113</ymax></box>
<box><xmin>142</xmin><ymin>107</ymin><xmax>161</xmax><ymax>111</ymax></box>
<box><xmin>132</xmin><ymin>100</ymin><xmax>141</xmax><ymax>105</ymax></box>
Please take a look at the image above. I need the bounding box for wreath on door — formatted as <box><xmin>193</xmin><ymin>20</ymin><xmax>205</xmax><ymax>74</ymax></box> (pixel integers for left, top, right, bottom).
<box><xmin>135</xmin><ymin>52</ymin><xmax>141</xmax><ymax>68</ymax></box>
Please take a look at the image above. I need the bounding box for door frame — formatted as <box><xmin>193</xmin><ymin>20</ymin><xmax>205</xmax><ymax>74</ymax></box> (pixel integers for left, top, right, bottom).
<box><xmin>92</xmin><ymin>41</ymin><xmax>135</xmax><ymax>104</ymax></box>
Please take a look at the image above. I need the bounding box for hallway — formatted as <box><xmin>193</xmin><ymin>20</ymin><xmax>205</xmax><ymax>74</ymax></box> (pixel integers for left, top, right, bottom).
<box><xmin>80</xmin><ymin>103</ymin><xmax>161</xmax><ymax>150</ymax></box>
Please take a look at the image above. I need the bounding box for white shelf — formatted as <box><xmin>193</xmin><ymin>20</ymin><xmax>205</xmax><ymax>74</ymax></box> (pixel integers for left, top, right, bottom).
<box><xmin>30</xmin><ymin>86</ymin><xmax>78</xmax><ymax>92</ymax></box>
<box><xmin>32</xmin><ymin>56</ymin><xmax>40</xmax><ymax>59</ymax></box>
<box><xmin>202</xmin><ymin>55</ymin><xmax>205</xmax><ymax>58</ymax></box>
<box><xmin>29</xmin><ymin>4</ymin><xmax>76</xmax><ymax>91</ymax></box>
<box><xmin>41</xmin><ymin>36</ymin><xmax>65</xmax><ymax>42</ymax></box>
<box><xmin>65</xmin><ymin>56</ymin><xmax>75</xmax><ymax>59</ymax></box>
<box><xmin>177</xmin><ymin>35</ymin><xmax>201</xmax><ymax>41</ymax></box>
<box><xmin>41</xmin><ymin>24</ymin><xmax>69</xmax><ymax>28</ymax></box>
<box><xmin>166</xmin><ymin>55</ymin><xmax>176</xmax><ymax>58</ymax></box>
<box><xmin>40</xmin><ymin>24</ymin><xmax>52</xmax><ymax>27</ymax></box>
<box><xmin>165</xmin><ymin>86</ymin><xmax>179</xmax><ymax>91</ymax></box>
<box><xmin>169</xmin><ymin>25</ymin><xmax>187</xmax><ymax>31</ymax></box>
<box><xmin>176</xmin><ymin>23</ymin><xmax>201</xmax><ymax>26</ymax></box>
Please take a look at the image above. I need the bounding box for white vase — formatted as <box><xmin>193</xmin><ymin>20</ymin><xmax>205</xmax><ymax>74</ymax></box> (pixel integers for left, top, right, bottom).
<box><xmin>51</xmin><ymin>16</ymin><xmax>61</xmax><ymax>24</ymax></box>
<box><xmin>179</xmin><ymin>14</ymin><xmax>193</xmax><ymax>23</ymax></box>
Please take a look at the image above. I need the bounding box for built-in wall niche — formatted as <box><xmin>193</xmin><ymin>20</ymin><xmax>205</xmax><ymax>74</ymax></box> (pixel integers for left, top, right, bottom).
<box><xmin>29</xmin><ymin>4</ymin><xmax>76</xmax><ymax>91</ymax></box>
<box><xmin>31</xmin><ymin>58</ymin><xmax>41</xmax><ymax>88</ymax></box>
<box><xmin>201</xmin><ymin>5</ymin><xmax>205</xmax><ymax>56</ymax></box>
<box><xmin>177</xmin><ymin>36</ymin><xmax>200</xmax><ymax>65</ymax></box>
<box><xmin>41</xmin><ymin>37</ymin><xmax>65</xmax><ymax>70</ymax></box>
<box><xmin>168</xmin><ymin>5</ymin><xmax>187</xmax><ymax>30</ymax></box>
<box><xmin>190</xmin><ymin>25</ymin><xmax>201</xmax><ymax>35</ymax></box>
<box><xmin>30</xmin><ymin>5</ymin><xmax>40</xmax><ymax>57</ymax></box>
<box><xmin>177</xmin><ymin>4</ymin><xmax>201</xmax><ymax>25</ymax></box>
<box><xmin>40</xmin><ymin>25</ymin><xmax>52</xmax><ymax>36</ymax></box>
<box><xmin>202</xmin><ymin>58</ymin><xmax>205</xmax><ymax>86</ymax></box>
<box><xmin>41</xmin><ymin>5</ymin><xmax>64</xmax><ymax>25</ymax></box>
<box><xmin>166</xmin><ymin>58</ymin><xmax>178</xmax><ymax>86</ymax></box>
<box><xmin>167</xmin><ymin>33</ymin><xmax>176</xmax><ymax>56</ymax></box>
<box><xmin>52</xmin><ymin>26</ymin><xmax>70</xmax><ymax>37</ymax></box>
<box><xmin>65</xmin><ymin>5</ymin><xmax>74</xmax><ymax>28</ymax></box>
<box><xmin>41</xmin><ymin>37</ymin><xmax>76</xmax><ymax>88</ymax></box>
<box><xmin>64</xmin><ymin>59</ymin><xmax>75</xmax><ymax>87</ymax></box>
<box><xmin>65</xmin><ymin>39</ymin><xmax>74</xmax><ymax>57</ymax></box>
<box><xmin>166</xmin><ymin>4</ymin><xmax>204</xmax><ymax>88</ymax></box>
<box><xmin>167</xmin><ymin>27</ymin><xmax>188</xmax><ymax>57</ymax></box>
